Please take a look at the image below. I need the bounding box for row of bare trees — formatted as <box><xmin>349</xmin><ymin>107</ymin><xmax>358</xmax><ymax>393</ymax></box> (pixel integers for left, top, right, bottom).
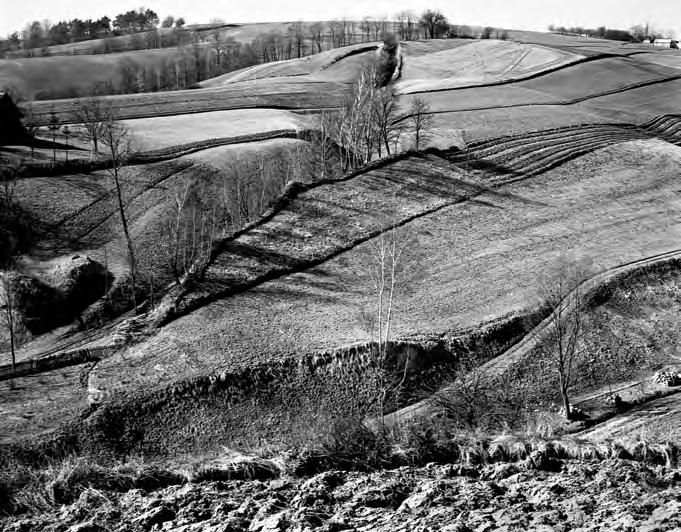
<box><xmin>323</xmin><ymin>75</ymin><xmax>434</xmax><ymax>171</ymax></box>
<box><xmin>318</xmin><ymin>66</ymin><xmax>435</xmax><ymax>172</ymax></box>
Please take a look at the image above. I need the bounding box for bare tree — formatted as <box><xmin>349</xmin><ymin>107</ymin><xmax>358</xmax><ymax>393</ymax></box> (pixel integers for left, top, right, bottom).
<box><xmin>289</xmin><ymin>22</ymin><xmax>306</xmax><ymax>58</ymax></box>
<box><xmin>429</xmin><ymin>350</ymin><xmax>530</xmax><ymax>431</ymax></box>
<box><xmin>329</xmin><ymin>64</ymin><xmax>401</xmax><ymax>169</ymax></box>
<box><xmin>297</xmin><ymin>111</ymin><xmax>338</xmax><ymax>182</ymax></box>
<box><xmin>357</xmin><ymin>204</ymin><xmax>418</xmax><ymax>417</ymax></box>
<box><xmin>0</xmin><ymin>161</ymin><xmax>18</xmax><ymax>217</ymax></box>
<box><xmin>538</xmin><ymin>258</ymin><xmax>594</xmax><ymax>420</ymax></box>
<box><xmin>405</xmin><ymin>10</ymin><xmax>416</xmax><ymax>41</ymax></box>
<box><xmin>20</xmin><ymin>102</ymin><xmax>39</xmax><ymax>157</ymax></box>
<box><xmin>0</xmin><ymin>159</ymin><xmax>20</xmax><ymax>374</ymax></box>
<box><xmin>359</xmin><ymin>18</ymin><xmax>373</xmax><ymax>42</ymax></box>
<box><xmin>419</xmin><ymin>9</ymin><xmax>449</xmax><ymax>39</ymax></box>
<box><xmin>372</xmin><ymin>87</ymin><xmax>400</xmax><ymax>156</ymax></box>
<box><xmin>328</xmin><ymin>20</ymin><xmax>340</xmax><ymax>48</ymax></box>
<box><xmin>48</xmin><ymin>111</ymin><xmax>59</xmax><ymax>164</ymax></box>
<box><xmin>101</xmin><ymin>113</ymin><xmax>138</xmax><ymax>312</ymax></box>
<box><xmin>162</xmin><ymin>177</ymin><xmax>218</xmax><ymax>283</ymax></box>
<box><xmin>0</xmin><ymin>271</ymin><xmax>16</xmax><ymax>375</ymax></box>
<box><xmin>308</xmin><ymin>23</ymin><xmax>324</xmax><ymax>53</ymax></box>
<box><xmin>408</xmin><ymin>97</ymin><xmax>435</xmax><ymax>150</ymax></box>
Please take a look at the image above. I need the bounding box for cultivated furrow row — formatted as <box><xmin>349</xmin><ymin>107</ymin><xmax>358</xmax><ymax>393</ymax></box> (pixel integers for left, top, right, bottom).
<box><xmin>469</xmin><ymin>126</ymin><xmax>640</xmax><ymax>162</ymax></box>
<box><xmin>453</xmin><ymin>116</ymin><xmax>681</xmax><ymax>184</ymax></box>
<box><xmin>53</xmin><ymin>160</ymin><xmax>193</xmax><ymax>243</ymax></box>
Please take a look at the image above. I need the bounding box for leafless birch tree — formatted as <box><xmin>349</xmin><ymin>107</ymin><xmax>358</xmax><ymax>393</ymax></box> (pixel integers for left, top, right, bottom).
<box><xmin>0</xmin><ymin>271</ymin><xmax>16</xmax><ymax>375</ymax></box>
<box><xmin>101</xmin><ymin>114</ymin><xmax>138</xmax><ymax>311</ymax></box>
<box><xmin>73</xmin><ymin>97</ymin><xmax>109</xmax><ymax>158</ymax></box>
<box><xmin>538</xmin><ymin>258</ymin><xmax>594</xmax><ymax>420</ymax></box>
<box><xmin>162</xmin><ymin>177</ymin><xmax>218</xmax><ymax>283</ymax></box>
<box><xmin>408</xmin><ymin>97</ymin><xmax>435</xmax><ymax>150</ymax></box>
<box><xmin>356</xmin><ymin>203</ymin><xmax>418</xmax><ymax>417</ymax></box>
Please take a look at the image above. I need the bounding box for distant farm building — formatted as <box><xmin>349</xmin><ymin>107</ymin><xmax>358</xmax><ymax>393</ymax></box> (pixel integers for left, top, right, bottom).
<box><xmin>0</xmin><ymin>92</ymin><xmax>25</xmax><ymax>145</ymax></box>
<box><xmin>650</xmin><ymin>38</ymin><xmax>679</xmax><ymax>48</ymax></box>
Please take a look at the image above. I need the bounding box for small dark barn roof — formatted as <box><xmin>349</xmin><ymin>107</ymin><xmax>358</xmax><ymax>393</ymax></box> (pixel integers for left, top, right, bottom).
<box><xmin>0</xmin><ymin>92</ymin><xmax>25</xmax><ymax>145</ymax></box>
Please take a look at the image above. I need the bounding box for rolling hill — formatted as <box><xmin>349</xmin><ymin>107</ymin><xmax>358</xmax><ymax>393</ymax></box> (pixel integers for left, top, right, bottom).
<box><xmin>1</xmin><ymin>30</ymin><xmax>681</xmax><ymax>463</ymax></box>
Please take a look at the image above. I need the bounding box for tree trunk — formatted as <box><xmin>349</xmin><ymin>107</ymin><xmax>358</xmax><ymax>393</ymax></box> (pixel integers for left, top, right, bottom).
<box><xmin>559</xmin><ymin>373</ymin><xmax>571</xmax><ymax>420</ymax></box>
<box><xmin>8</xmin><ymin>308</ymin><xmax>15</xmax><ymax>376</ymax></box>
<box><xmin>112</xmin><ymin>168</ymin><xmax>137</xmax><ymax>313</ymax></box>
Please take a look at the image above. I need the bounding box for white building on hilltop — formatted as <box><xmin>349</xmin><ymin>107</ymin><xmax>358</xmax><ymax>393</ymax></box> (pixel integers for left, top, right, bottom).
<box><xmin>649</xmin><ymin>38</ymin><xmax>679</xmax><ymax>48</ymax></box>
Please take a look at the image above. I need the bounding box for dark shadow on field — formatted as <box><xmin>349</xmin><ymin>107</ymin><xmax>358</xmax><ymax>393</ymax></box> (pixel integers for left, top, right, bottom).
<box><xmin>463</xmin><ymin>157</ymin><xmax>524</xmax><ymax>177</ymax></box>
<box><xmin>471</xmin><ymin>187</ymin><xmax>549</xmax><ymax>208</ymax></box>
<box><xmin>213</xmin><ymin>240</ymin><xmax>300</xmax><ymax>269</ymax></box>
<box><xmin>467</xmin><ymin>198</ymin><xmax>505</xmax><ymax>210</ymax></box>
<box><xmin>246</xmin><ymin>273</ymin><xmax>347</xmax><ymax>305</ymax></box>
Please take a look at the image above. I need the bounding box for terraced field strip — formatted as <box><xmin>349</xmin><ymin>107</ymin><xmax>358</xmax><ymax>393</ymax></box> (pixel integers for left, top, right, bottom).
<box><xmin>131</xmin><ymin>129</ymin><xmax>309</xmax><ymax>161</ymax></box>
<box><xmin>29</xmin><ymin>81</ymin><xmax>348</xmax><ymax>124</ymax></box>
<box><xmin>400</xmin><ymin>52</ymin><xmax>673</xmax><ymax>95</ymax></box>
<box><xmin>399</xmin><ymin>52</ymin><xmax>602</xmax><ymax>94</ymax></box>
<box><xmin>166</xmin><ymin>153</ymin><xmax>495</xmax><ymax>320</ymax></box>
<box><xmin>401</xmin><ymin>74</ymin><xmax>681</xmax><ymax>117</ymax></box>
<box><xmin>390</xmin><ymin>249</ymin><xmax>681</xmax><ymax>423</ymax></box>
<box><xmin>16</xmin><ymin>128</ymin><xmax>309</xmax><ymax>181</ymax></box>
<box><xmin>202</xmin><ymin>42</ymin><xmax>379</xmax><ymax>85</ymax></box>
<box><xmin>50</xmin><ymin>160</ymin><xmax>194</xmax><ymax>244</ymax></box>
<box><xmin>437</xmin><ymin>116</ymin><xmax>681</xmax><ymax>186</ymax></box>
<box><xmin>154</xmin><ymin>115</ymin><xmax>681</xmax><ymax>324</ymax></box>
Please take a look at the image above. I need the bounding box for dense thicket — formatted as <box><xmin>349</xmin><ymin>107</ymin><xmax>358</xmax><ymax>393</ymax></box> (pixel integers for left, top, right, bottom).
<box><xmin>0</xmin><ymin>8</ymin><xmax>184</xmax><ymax>56</ymax></box>
<box><xmin>547</xmin><ymin>24</ymin><xmax>644</xmax><ymax>42</ymax></box>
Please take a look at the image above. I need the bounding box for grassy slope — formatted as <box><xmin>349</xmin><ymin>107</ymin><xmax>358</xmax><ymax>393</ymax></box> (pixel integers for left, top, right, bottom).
<box><xmin>397</xmin><ymin>40</ymin><xmax>583</xmax><ymax>93</ymax></box>
<box><xmin>3</xmin><ymin>32</ymin><xmax>681</xmax><ymax>445</ymax></box>
<box><xmin>183</xmin><ymin>138</ymin><xmax>308</xmax><ymax>170</ymax></box>
<box><xmin>5</xmin><ymin>137</ymin><xmax>309</xmax><ymax>329</ymax></box>
<box><xmin>0</xmin><ymin>48</ymin><xmax>188</xmax><ymax>99</ymax></box>
<box><xmin>580</xmin><ymin>79</ymin><xmax>681</xmax><ymax>122</ymax></box>
<box><xmin>199</xmin><ymin>42</ymin><xmax>379</xmax><ymax>86</ymax></box>
<box><xmin>404</xmin><ymin>56</ymin><xmax>680</xmax><ymax>112</ymax></box>
<box><xmin>28</xmin><ymin>79</ymin><xmax>347</xmax><ymax>124</ymax></box>
<box><xmin>4</xmin><ymin>139</ymin><xmax>680</xmax><ymax>448</ymax></box>
<box><xmin>506</xmin><ymin>30</ymin><xmax>656</xmax><ymax>56</ymax></box>
<box><xmin>579</xmin><ymin>393</ymin><xmax>681</xmax><ymax>443</ymax></box>
<box><xmin>26</xmin><ymin>40</ymin><xmax>378</xmax><ymax>124</ymax></box>
<box><xmin>85</xmin><ymin>139</ymin><xmax>681</xmax><ymax>395</ymax></box>
<box><xmin>123</xmin><ymin>109</ymin><xmax>311</xmax><ymax>151</ymax></box>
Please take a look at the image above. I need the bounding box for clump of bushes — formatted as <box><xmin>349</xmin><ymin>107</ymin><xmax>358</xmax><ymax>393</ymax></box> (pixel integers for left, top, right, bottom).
<box><xmin>376</xmin><ymin>33</ymin><xmax>400</xmax><ymax>86</ymax></box>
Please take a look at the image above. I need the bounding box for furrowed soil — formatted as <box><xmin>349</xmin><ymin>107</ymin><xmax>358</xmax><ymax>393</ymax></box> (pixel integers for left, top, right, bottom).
<box><xmin>4</xmin><ymin>457</ymin><xmax>680</xmax><ymax>531</ymax></box>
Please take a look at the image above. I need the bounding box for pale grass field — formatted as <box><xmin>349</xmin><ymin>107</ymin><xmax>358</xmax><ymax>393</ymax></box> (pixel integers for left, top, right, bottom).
<box><xmin>581</xmin><ymin>78</ymin><xmax>681</xmax><ymax>122</ymax></box>
<box><xmin>399</xmin><ymin>56</ymin><xmax>680</xmax><ymax>120</ymax></box>
<box><xmin>421</xmin><ymin>105</ymin><xmax>608</xmax><ymax>147</ymax></box>
<box><xmin>200</xmin><ymin>42</ymin><xmax>379</xmax><ymax>86</ymax></box>
<box><xmin>90</xmin><ymin>139</ymin><xmax>681</xmax><ymax>397</ymax></box>
<box><xmin>183</xmin><ymin>138</ymin><xmax>309</xmax><ymax>170</ymax></box>
<box><xmin>635</xmin><ymin>52</ymin><xmax>681</xmax><ymax>70</ymax></box>
<box><xmin>123</xmin><ymin>109</ymin><xmax>312</xmax><ymax>151</ymax></box>
<box><xmin>397</xmin><ymin>40</ymin><xmax>582</xmax><ymax>93</ymax></box>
